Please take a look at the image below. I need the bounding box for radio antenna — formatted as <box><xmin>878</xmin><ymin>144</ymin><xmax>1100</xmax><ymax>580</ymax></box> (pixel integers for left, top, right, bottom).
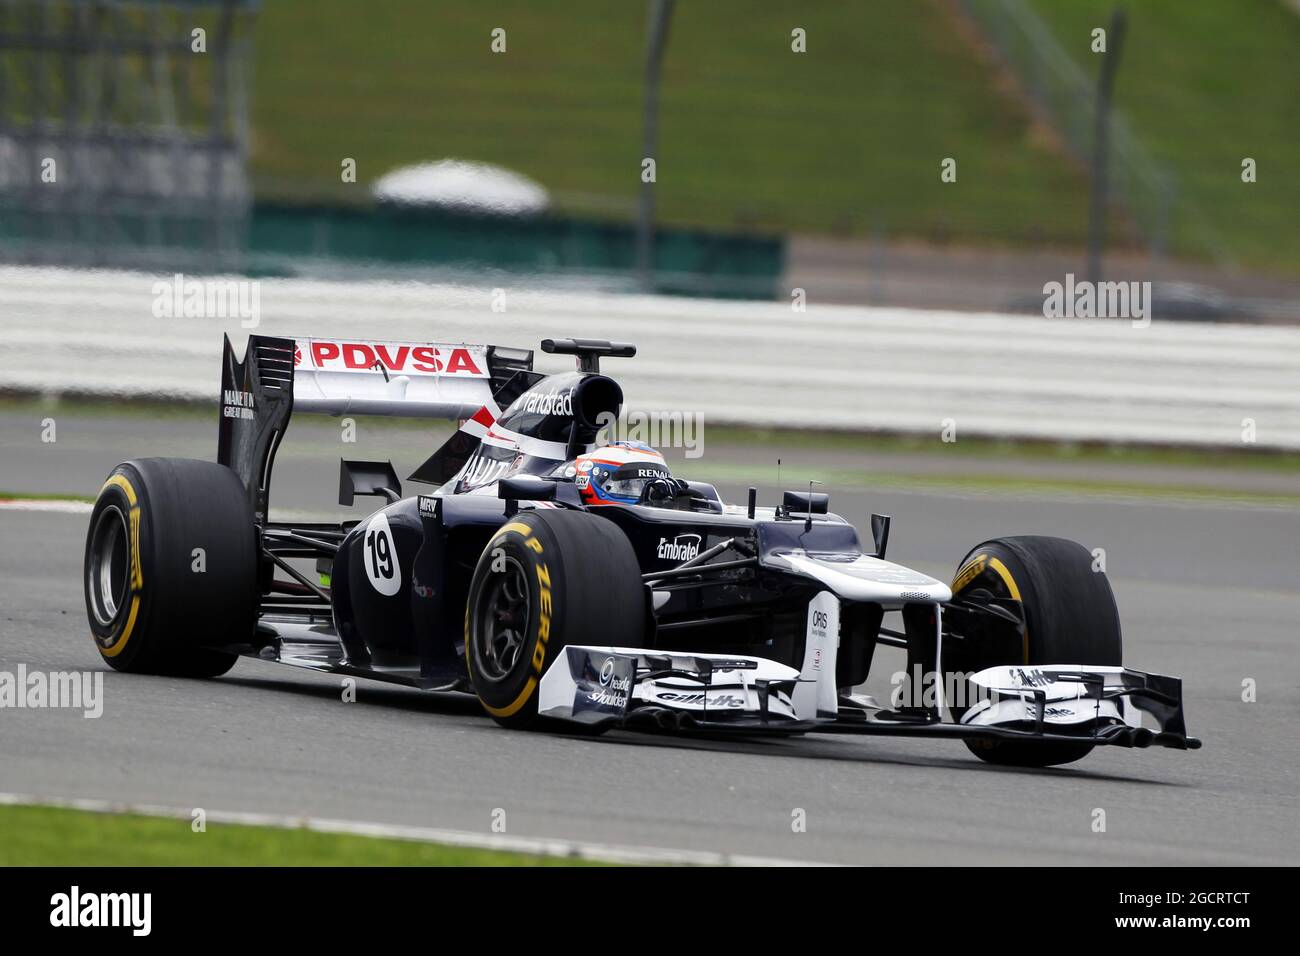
<box><xmin>805</xmin><ymin>479</ymin><xmax>823</xmax><ymax>532</ymax></box>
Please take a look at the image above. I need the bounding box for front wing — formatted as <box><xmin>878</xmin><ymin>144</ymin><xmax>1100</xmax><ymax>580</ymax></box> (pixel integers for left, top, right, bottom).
<box><xmin>538</xmin><ymin>645</ymin><xmax>1201</xmax><ymax>751</ymax></box>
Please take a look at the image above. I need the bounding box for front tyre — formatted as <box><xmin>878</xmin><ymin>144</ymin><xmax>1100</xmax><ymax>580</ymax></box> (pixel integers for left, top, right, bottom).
<box><xmin>465</xmin><ymin>509</ymin><xmax>645</xmax><ymax>730</ymax></box>
<box><xmin>84</xmin><ymin>459</ymin><xmax>258</xmax><ymax>677</ymax></box>
<box><xmin>948</xmin><ymin>535</ymin><xmax>1122</xmax><ymax>767</ymax></box>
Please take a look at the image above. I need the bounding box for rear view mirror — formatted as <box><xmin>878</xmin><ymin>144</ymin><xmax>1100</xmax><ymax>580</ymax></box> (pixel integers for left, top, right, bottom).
<box><xmin>498</xmin><ymin>475</ymin><xmax>557</xmax><ymax>502</ymax></box>
<box><xmin>782</xmin><ymin>490</ymin><xmax>829</xmax><ymax>515</ymax></box>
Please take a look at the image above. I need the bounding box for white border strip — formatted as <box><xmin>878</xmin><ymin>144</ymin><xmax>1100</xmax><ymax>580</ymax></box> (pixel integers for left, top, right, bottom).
<box><xmin>0</xmin><ymin>793</ymin><xmax>830</xmax><ymax>867</ymax></box>
<box><xmin>0</xmin><ymin>499</ymin><xmax>350</xmax><ymax>523</ymax></box>
<box><xmin>5</xmin><ymin>264</ymin><xmax>1300</xmax><ymax>449</ymax></box>
<box><xmin>0</xmin><ymin>498</ymin><xmax>94</xmax><ymax>514</ymax></box>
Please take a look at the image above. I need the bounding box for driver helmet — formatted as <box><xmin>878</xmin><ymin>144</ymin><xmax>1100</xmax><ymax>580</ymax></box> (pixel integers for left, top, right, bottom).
<box><xmin>573</xmin><ymin>441</ymin><xmax>672</xmax><ymax>506</ymax></box>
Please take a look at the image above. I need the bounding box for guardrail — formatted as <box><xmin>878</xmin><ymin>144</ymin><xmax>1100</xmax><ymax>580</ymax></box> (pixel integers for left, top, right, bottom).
<box><xmin>1</xmin><ymin>266</ymin><xmax>1298</xmax><ymax>449</ymax></box>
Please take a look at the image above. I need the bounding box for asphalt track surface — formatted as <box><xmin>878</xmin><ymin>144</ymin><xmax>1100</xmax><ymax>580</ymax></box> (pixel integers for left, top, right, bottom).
<box><xmin>2</xmin><ymin>411</ymin><xmax>1298</xmax><ymax>864</ymax></box>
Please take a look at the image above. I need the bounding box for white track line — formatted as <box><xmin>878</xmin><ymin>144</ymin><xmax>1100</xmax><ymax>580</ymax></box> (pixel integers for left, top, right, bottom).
<box><xmin>0</xmin><ymin>498</ymin><xmax>94</xmax><ymax>514</ymax></box>
<box><xmin>0</xmin><ymin>499</ymin><xmax>345</xmax><ymax>522</ymax></box>
<box><xmin>0</xmin><ymin>792</ymin><xmax>829</xmax><ymax>867</ymax></box>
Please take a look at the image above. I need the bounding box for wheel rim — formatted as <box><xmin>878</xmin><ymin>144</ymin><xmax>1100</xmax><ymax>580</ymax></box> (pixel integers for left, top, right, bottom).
<box><xmin>473</xmin><ymin>556</ymin><xmax>531</xmax><ymax>682</ymax></box>
<box><xmin>88</xmin><ymin>504</ymin><xmax>130</xmax><ymax>626</ymax></box>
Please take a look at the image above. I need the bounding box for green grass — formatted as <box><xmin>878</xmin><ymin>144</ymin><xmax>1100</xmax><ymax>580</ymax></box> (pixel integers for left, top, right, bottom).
<box><xmin>0</xmin><ymin>804</ymin><xmax>602</xmax><ymax>866</ymax></box>
<box><xmin>252</xmin><ymin>0</ymin><xmax>1091</xmax><ymax>246</ymax></box>
<box><xmin>1027</xmin><ymin>0</ymin><xmax>1300</xmax><ymax>270</ymax></box>
<box><xmin>248</xmin><ymin>1</ymin><xmax>1300</xmax><ymax>269</ymax></box>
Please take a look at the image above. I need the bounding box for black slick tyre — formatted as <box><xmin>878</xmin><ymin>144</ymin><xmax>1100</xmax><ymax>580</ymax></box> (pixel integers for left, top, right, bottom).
<box><xmin>84</xmin><ymin>458</ymin><xmax>257</xmax><ymax>677</ymax></box>
<box><xmin>465</xmin><ymin>509</ymin><xmax>645</xmax><ymax>730</ymax></box>
<box><xmin>949</xmin><ymin>535</ymin><xmax>1122</xmax><ymax>767</ymax></box>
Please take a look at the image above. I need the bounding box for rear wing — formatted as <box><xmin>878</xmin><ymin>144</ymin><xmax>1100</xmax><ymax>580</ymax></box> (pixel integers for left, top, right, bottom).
<box><xmin>217</xmin><ymin>334</ymin><xmax>532</xmax><ymax>522</ymax></box>
<box><xmin>291</xmin><ymin>336</ymin><xmax>532</xmax><ymax>418</ymax></box>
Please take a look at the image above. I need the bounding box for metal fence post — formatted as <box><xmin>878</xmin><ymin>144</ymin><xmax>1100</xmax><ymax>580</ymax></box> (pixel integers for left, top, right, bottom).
<box><xmin>1086</xmin><ymin>7</ymin><xmax>1126</xmax><ymax>285</ymax></box>
<box><xmin>637</xmin><ymin>0</ymin><xmax>675</xmax><ymax>292</ymax></box>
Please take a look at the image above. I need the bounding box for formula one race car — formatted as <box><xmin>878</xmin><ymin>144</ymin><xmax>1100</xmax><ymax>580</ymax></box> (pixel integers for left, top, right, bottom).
<box><xmin>83</xmin><ymin>335</ymin><xmax>1199</xmax><ymax>767</ymax></box>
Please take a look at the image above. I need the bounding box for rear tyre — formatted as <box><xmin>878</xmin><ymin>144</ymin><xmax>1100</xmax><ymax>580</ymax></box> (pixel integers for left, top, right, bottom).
<box><xmin>948</xmin><ymin>535</ymin><xmax>1122</xmax><ymax>767</ymax></box>
<box><xmin>84</xmin><ymin>459</ymin><xmax>257</xmax><ymax>677</ymax></box>
<box><xmin>465</xmin><ymin>509</ymin><xmax>645</xmax><ymax>730</ymax></box>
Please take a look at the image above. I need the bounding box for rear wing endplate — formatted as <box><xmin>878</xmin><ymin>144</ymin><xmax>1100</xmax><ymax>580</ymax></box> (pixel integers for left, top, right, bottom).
<box><xmin>217</xmin><ymin>334</ymin><xmax>532</xmax><ymax>522</ymax></box>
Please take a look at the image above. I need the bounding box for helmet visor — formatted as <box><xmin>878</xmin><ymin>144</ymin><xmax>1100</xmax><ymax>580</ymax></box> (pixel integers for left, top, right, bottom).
<box><xmin>598</xmin><ymin>463</ymin><xmax>672</xmax><ymax>502</ymax></box>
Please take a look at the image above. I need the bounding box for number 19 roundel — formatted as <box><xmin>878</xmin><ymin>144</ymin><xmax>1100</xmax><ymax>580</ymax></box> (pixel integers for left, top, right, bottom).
<box><xmin>363</xmin><ymin>511</ymin><xmax>402</xmax><ymax>596</ymax></box>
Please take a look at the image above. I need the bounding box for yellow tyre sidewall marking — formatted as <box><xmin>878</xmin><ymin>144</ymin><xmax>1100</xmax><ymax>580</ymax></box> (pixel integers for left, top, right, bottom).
<box><xmin>955</xmin><ymin>552</ymin><xmax>1028</xmax><ymax>751</ymax></box>
<box><xmin>495</xmin><ymin>520</ymin><xmax>534</xmax><ymax>539</ymax></box>
<box><xmin>952</xmin><ymin>554</ymin><xmax>987</xmax><ymax>593</ymax></box>
<box><xmin>102</xmin><ymin>473</ymin><xmax>137</xmax><ymax>507</ymax></box>
<box><xmin>483</xmin><ymin>677</ymin><xmax>538</xmax><ymax>719</ymax></box>
<box><xmin>953</xmin><ymin>552</ymin><xmax>1030</xmax><ymax>665</ymax></box>
<box><xmin>983</xmin><ymin>556</ymin><xmax>1029</xmax><ymax>664</ymax></box>
<box><xmin>98</xmin><ymin>474</ymin><xmax>143</xmax><ymax>658</ymax></box>
<box><xmin>471</xmin><ymin>519</ymin><xmax>556</xmax><ymax>719</ymax></box>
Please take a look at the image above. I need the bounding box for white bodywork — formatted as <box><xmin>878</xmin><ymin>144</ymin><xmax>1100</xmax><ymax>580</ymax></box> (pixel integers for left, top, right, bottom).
<box><xmin>774</xmin><ymin>551</ymin><xmax>952</xmax><ymax>606</ymax></box>
<box><xmin>791</xmin><ymin>590</ymin><xmax>841</xmax><ymax>718</ymax></box>
<box><xmin>538</xmin><ymin>646</ymin><xmax>804</xmax><ymax>723</ymax></box>
<box><xmin>961</xmin><ymin>665</ymin><xmax>1138</xmax><ymax>730</ymax></box>
<box><xmin>538</xmin><ymin>588</ymin><xmax>845</xmax><ymax>725</ymax></box>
